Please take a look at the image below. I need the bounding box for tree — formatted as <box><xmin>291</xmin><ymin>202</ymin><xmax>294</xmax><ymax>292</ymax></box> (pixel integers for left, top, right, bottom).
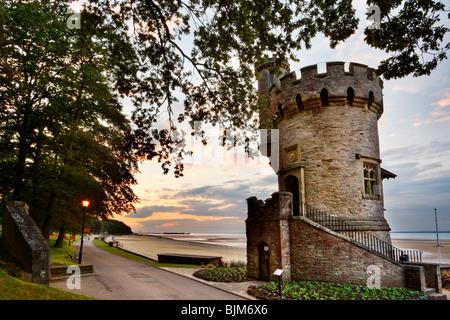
<box><xmin>0</xmin><ymin>0</ymin><xmax>138</xmax><ymax>242</ymax></box>
<box><xmin>91</xmin><ymin>218</ymin><xmax>133</xmax><ymax>235</ymax></box>
<box><xmin>86</xmin><ymin>0</ymin><xmax>449</xmax><ymax>177</ymax></box>
<box><xmin>1</xmin><ymin>0</ymin><xmax>448</xmax><ymax>238</ymax></box>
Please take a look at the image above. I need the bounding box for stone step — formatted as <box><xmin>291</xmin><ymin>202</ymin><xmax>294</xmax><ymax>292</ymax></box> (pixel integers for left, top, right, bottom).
<box><xmin>425</xmin><ymin>287</ymin><xmax>436</xmax><ymax>295</ymax></box>
<box><xmin>428</xmin><ymin>293</ymin><xmax>448</xmax><ymax>300</ymax></box>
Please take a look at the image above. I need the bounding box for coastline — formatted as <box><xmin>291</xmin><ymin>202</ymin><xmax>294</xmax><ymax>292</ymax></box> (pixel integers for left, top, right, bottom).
<box><xmin>391</xmin><ymin>238</ymin><xmax>450</xmax><ymax>265</ymax></box>
<box><xmin>113</xmin><ymin>234</ymin><xmax>247</xmax><ymax>263</ymax></box>
<box><xmin>113</xmin><ymin>234</ymin><xmax>450</xmax><ymax>265</ymax></box>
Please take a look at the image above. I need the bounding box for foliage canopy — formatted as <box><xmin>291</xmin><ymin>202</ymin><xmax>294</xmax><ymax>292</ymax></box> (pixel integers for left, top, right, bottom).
<box><xmin>0</xmin><ymin>0</ymin><xmax>448</xmax><ymax>237</ymax></box>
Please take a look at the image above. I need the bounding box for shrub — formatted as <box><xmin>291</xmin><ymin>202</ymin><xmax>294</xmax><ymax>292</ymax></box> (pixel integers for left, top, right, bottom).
<box><xmin>248</xmin><ymin>281</ymin><xmax>427</xmax><ymax>300</ymax></box>
<box><xmin>442</xmin><ymin>270</ymin><xmax>450</xmax><ymax>289</ymax></box>
<box><xmin>194</xmin><ymin>266</ymin><xmax>247</xmax><ymax>282</ymax></box>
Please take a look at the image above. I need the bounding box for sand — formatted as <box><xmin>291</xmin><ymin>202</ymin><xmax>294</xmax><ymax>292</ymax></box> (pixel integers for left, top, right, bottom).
<box><xmin>391</xmin><ymin>238</ymin><xmax>450</xmax><ymax>265</ymax></box>
<box><xmin>111</xmin><ymin>235</ymin><xmax>450</xmax><ymax>266</ymax></box>
<box><xmin>111</xmin><ymin>234</ymin><xmax>247</xmax><ymax>263</ymax></box>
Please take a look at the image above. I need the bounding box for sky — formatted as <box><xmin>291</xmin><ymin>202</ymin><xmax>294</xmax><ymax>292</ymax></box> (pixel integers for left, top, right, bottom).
<box><xmin>108</xmin><ymin>1</ymin><xmax>450</xmax><ymax>234</ymax></box>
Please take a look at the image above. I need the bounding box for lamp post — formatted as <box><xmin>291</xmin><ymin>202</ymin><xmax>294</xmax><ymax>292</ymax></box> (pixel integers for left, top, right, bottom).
<box><xmin>434</xmin><ymin>208</ymin><xmax>442</xmax><ymax>265</ymax></box>
<box><xmin>78</xmin><ymin>200</ymin><xmax>89</xmax><ymax>264</ymax></box>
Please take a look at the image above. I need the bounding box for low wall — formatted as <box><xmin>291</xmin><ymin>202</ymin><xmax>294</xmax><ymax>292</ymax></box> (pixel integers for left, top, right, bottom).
<box><xmin>405</xmin><ymin>262</ymin><xmax>442</xmax><ymax>293</ymax></box>
<box><xmin>157</xmin><ymin>253</ymin><xmax>222</xmax><ymax>266</ymax></box>
<box><xmin>2</xmin><ymin>201</ymin><xmax>50</xmax><ymax>284</ymax></box>
<box><xmin>50</xmin><ymin>265</ymin><xmax>95</xmax><ymax>280</ymax></box>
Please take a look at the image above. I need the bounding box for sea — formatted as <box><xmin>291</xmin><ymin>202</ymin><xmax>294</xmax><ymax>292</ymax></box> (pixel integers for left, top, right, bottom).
<box><xmin>141</xmin><ymin>233</ymin><xmax>247</xmax><ymax>248</ymax></box>
<box><xmin>140</xmin><ymin>231</ymin><xmax>450</xmax><ymax>248</ymax></box>
<box><xmin>390</xmin><ymin>232</ymin><xmax>450</xmax><ymax>241</ymax></box>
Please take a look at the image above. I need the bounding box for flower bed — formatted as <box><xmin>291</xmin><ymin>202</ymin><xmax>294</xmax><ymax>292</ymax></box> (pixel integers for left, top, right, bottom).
<box><xmin>248</xmin><ymin>281</ymin><xmax>427</xmax><ymax>300</ymax></box>
<box><xmin>193</xmin><ymin>266</ymin><xmax>247</xmax><ymax>282</ymax></box>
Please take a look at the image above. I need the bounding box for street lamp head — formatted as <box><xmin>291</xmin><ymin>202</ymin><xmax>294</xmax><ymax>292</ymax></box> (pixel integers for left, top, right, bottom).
<box><xmin>82</xmin><ymin>200</ymin><xmax>90</xmax><ymax>207</ymax></box>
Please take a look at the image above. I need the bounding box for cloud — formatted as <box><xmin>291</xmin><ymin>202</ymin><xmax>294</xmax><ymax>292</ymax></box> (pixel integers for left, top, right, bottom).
<box><xmin>380</xmin><ymin>138</ymin><xmax>450</xmax><ymax>231</ymax></box>
<box><xmin>433</xmin><ymin>89</ymin><xmax>450</xmax><ymax>108</ymax></box>
<box><xmin>118</xmin><ymin>167</ymin><xmax>278</xmax><ymax>232</ymax></box>
<box><xmin>382</xmin><ymin>140</ymin><xmax>450</xmax><ymax>165</ymax></box>
<box><xmin>413</xmin><ymin>88</ymin><xmax>450</xmax><ymax>127</ymax></box>
<box><xmin>155</xmin><ymin>222</ymin><xmax>181</xmax><ymax>228</ymax></box>
<box><xmin>384</xmin><ymin>173</ymin><xmax>450</xmax><ymax>231</ymax></box>
<box><xmin>130</xmin><ymin>205</ymin><xmax>183</xmax><ymax>218</ymax></box>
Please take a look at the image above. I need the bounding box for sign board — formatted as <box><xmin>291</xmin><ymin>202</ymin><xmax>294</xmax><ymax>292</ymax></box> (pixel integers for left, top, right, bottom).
<box><xmin>273</xmin><ymin>269</ymin><xmax>284</xmax><ymax>277</ymax></box>
<box><xmin>84</xmin><ymin>227</ymin><xmax>90</xmax><ymax>233</ymax></box>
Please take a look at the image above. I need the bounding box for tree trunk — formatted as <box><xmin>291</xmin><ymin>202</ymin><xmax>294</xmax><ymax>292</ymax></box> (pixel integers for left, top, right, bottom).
<box><xmin>12</xmin><ymin>108</ymin><xmax>31</xmax><ymax>201</ymax></box>
<box><xmin>42</xmin><ymin>190</ymin><xmax>58</xmax><ymax>241</ymax></box>
<box><xmin>54</xmin><ymin>225</ymin><xmax>66</xmax><ymax>248</ymax></box>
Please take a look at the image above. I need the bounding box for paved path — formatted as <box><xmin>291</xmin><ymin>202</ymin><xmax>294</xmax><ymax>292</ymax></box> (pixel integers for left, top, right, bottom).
<box><xmin>50</xmin><ymin>237</ymin><xmax>245</xmax><ymax>300</ymax></box>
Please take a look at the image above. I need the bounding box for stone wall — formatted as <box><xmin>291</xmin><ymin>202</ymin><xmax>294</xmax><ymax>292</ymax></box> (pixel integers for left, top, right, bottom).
<box><xmin>2</xmin><ymin>201</ymin><xmax>50</xmax><ymax>284</ymax></box>
<box><xmin>245</xmin><ymin>192</ymin><xmax>433</xmax><ymax>290</ymax></box>
<box><xmin>277</xmin><ymin>104</ymin><xmax>391</xmax><ymax>242</ymax></box>
<box><xmin>246</xmin><ymin>192</ymin><xmax>292</xmax><ymax>281</ymax></box>
<box><xmin>288</xmin><ymin>217</ymin><xmax>406</xmax><ymax>288</ymax></box>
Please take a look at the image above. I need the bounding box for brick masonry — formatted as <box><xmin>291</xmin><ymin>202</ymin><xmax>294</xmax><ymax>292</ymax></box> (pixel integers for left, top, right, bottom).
<box><xmin>289</xmin><ymin>217</ymin><xmax>405</xmax><ymax>287</ymax></box>
<box><xmin>246</xmin><ymin>193</ymin><xmax>411</xmax><ymax>288</ymax></box>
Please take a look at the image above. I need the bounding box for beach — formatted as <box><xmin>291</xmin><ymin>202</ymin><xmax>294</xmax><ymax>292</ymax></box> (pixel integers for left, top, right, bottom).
<box><xmin>391</xmin><ymin>238</ymin><xmax>450</xmax><ymax>265</ymax></box>
<box><xmin>112</xmin><ymin>234</ymin><xmax>247</xmax><ymax>263</ymax></box>
<box><xmin>112</xmin><ymin>233</ymin><xmax>450</xmax><ymax>265</ymax></box>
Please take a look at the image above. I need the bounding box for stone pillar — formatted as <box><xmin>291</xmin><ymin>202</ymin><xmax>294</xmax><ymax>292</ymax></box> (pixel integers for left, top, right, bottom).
<box><xmin>2</xmin><ymin>201</ymin><xmax>50</xmax><ymax>284</ymax></box>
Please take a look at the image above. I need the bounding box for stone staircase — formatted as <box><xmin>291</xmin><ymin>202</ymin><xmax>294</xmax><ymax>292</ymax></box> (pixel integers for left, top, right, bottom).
<box><xmin>300</xmin><ymin>203</ymin><xmax>447</xmax><ymax>299</ymax></box>
<box><xmin>300</xmin><ymin>203</ymin><xmax>423</xmax><ymax>264</ymax></box>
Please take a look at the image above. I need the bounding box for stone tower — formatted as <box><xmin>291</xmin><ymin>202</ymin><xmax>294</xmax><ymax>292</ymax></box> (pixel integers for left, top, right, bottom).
<box><xmin>256</xmin><ymin>58</ymin><xmax>393</xmax><ymax>243</ymax></box>
<box><xmin>245</xmin><ymin>59</ymin><xmax>435</xmax><ymax>291</ymax></box>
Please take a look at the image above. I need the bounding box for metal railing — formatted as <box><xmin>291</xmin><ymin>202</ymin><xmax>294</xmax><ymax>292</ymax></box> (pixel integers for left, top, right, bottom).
<box><xmin>299</xmin><ymin>203</ymin><xmax>422</xmax><ymax>263</ymax></box>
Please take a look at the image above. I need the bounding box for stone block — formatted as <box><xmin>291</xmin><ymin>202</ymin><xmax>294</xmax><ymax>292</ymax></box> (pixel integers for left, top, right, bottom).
<box><xmin>2</xmin><ymin>201</ymin><xmax>50</xmax><ymax>285</ymax></box>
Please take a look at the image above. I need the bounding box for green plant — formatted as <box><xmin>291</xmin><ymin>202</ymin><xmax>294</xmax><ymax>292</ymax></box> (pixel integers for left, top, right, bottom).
<box><xmin>194</xmin><ymin>266</ymin><xmax>247</xmax><ymax>282</ymax></box>
<box><xmin>249</xmin><ymin>281</ymin><xmax>426</xmax><ymax>300</ymax></box>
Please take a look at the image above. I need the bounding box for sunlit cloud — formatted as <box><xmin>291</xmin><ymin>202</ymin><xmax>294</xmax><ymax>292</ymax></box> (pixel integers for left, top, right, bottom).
<box><xmin>155</xmin><ymin>222</ymin><xmax>181</xmax><ymax>228</ymax></box>
<box><xmin>413</xmin><ymin>89</ymin><xmax>450</xmax><ymax>127</ymax></box>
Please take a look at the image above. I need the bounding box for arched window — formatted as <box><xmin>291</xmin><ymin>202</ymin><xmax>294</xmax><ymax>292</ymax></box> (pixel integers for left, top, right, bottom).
<box><xmin>296</xmin><ymin>94</ymin><xmax>304</xmax><ymax>112</ymax></box>
<box><xmin>368</xmin><ymin>91</ymin><xmax>374</xmax><ymax>108</ymax></box>
<box><xmin>363</xmin><ymin>162</ymin><xmax>379</xmax><ymax>197</ymax></box>
<box><xmin>320</xmin><ymin>88</ymin><xmax>329</xmax><ymax>107</ymax></box>
<box><xmin>347</xmin><ymin>87</ymin><xmax>355</xmax><ymax>106</ymax></box>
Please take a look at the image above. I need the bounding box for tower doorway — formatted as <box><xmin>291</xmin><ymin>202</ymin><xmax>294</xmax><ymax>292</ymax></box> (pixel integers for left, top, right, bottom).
<box><xmin>285</xmin><ymin>175</ymin><xmax>300</xmax><ymax>216</ymax></box>
<box><xmin>258</xmin><ymin>242</ymin><xmax>270</xmax><ymax>281</ymax></box>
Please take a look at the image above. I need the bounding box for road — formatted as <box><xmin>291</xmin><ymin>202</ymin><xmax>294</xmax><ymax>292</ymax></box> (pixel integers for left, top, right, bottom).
<box><xmin>50</xmin><ymin>237</ymin><xmax>245</xmax><ymax>300</ymax></box>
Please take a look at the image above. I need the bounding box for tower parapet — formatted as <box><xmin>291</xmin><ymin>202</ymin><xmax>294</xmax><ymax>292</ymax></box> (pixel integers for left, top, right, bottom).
<box><xmin>259</xmin><ymin>61</ymin><xmax>384</xmax><ymax>121</ymax></box>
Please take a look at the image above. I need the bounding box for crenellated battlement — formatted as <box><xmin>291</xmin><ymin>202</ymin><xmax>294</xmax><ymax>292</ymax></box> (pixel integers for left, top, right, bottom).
<box><xmin>257</xmin><ymin>60</ymin><xmax>384</xmax><ymax>120</ymax></box>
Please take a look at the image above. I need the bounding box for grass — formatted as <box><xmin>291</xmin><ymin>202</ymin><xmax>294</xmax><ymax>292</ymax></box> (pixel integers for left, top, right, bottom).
<box><xmin>0</xmin><ymin>268</ymin><xmax>94</xmax><ymax>300</ymax></box>
<box><xmin>248</xmin><ymin>280</ymin><xmax>427</xmax><ymax>300</ymax></box>
<box><xmin>49</xmin><ymin>236</ymin><xmax>79</xmax><ymax>266</ymax></box>
<box><xmin>0</xmin><ymin>235</ymin><xmax>93</xmax><ymax>300</ymax></box>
